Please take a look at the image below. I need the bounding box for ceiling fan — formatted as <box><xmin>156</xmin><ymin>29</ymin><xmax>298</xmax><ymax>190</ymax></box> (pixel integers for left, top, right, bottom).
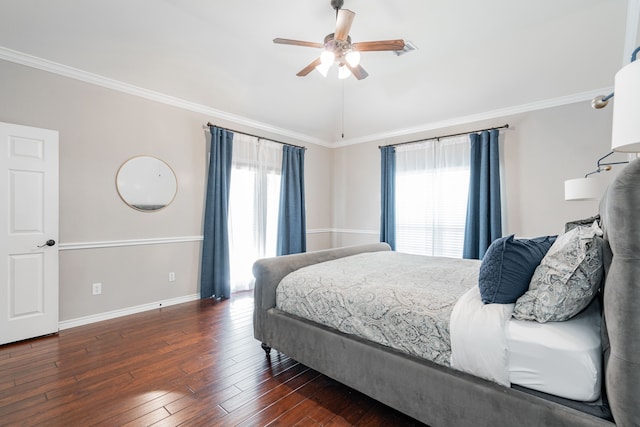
<box><xmin>273</xmin><ymin>0</ymin><xmax>406</xmax><ymax>80</ymax></box>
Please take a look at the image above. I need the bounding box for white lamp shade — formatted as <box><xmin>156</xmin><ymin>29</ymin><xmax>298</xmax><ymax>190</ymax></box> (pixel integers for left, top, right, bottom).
<box><xmin>315</xmin><ymin>61</ymin><xmax>331</xmax><ymax>77</ymax></box>
<box><xmin>564</xmin><ymin>177</ymin><xmax>606</xmax><ymax>201</ymax></box>
<box><xmin>612</xmin><ymin>59</ymin><xmax>640</xmax><ymax>152</ymax></box>
<box><xmin>345</xmin><ymin>50</ymin><xmax>360</xmax><ymax>67</ymax></box>
<box><xmin>320</xmin><ymin>50</ymin><xmax>335</xmax><ymax>66</ymax></box>
<box><xmin>338</xmin><ymin>65</ymin><xmax>351</xmax><ymax>79</ymax></box>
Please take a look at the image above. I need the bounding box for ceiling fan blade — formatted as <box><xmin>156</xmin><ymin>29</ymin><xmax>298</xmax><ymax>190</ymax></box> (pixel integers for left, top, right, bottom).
<box><xmin>273</xmin><ymin>38</ymin><xmax>324</xmax><ymax>49</ymax></box>
<box><xmin>352</xmin><ymin>39</ymin><xmax>406</xmax><ymax>52</ymax></box>
<box><xmin>297</xmin><ymin>57</ymin><xmax>322</xmax><ymax>76</ymax></box>
<box><xmin>346</xmin><ymin>63</ymin><xmax>368</xmax><ymax>80</ymax></box>
<box><xmin>334</xmin><ymin>9</ymin><xmax>355</xmax><ymax>41</ymax></box>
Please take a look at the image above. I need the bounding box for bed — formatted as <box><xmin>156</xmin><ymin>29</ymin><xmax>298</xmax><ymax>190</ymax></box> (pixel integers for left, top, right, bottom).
<box><xmin>252</xmin><ymin>159</ymin><xmax>640</xmax><ymax>427</ymax></box>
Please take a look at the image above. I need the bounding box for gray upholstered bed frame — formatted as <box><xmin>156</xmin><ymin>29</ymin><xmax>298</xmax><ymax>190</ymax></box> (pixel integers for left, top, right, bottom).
<box><xmin>253</xmin><ymin>159</ymin><xmax>640</xmax><ymax>427</ymax></box>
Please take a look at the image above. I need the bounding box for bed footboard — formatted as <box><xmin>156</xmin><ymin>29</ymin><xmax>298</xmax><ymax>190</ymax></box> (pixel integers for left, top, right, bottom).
<box><xmin>252</xmin><ymin>243</ymin><xmax>391</xmax><ymax>345</ymax></box>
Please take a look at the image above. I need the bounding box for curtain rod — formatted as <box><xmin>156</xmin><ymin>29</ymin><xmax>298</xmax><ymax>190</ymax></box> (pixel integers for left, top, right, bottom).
<box><xmin>205</xmin><ymin>122</ymin><xmax>306</xmax><ymax>150</ymax></box>
<box><xmin>379</xmin><ymin>124</ymin><xmax>510</xmax><ymax>149</ymax></box>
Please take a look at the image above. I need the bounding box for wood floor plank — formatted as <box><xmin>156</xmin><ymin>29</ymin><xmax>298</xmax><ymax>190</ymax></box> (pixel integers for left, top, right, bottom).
<box><xmin>0</xmin><ymin>291</ymin><xmax>425</xmax><ymax>426</ymax></box>
<box><xmin>233</xmin><ymin>355</ymin><xmax>299</xmax><ymax>391</ymax></box>
<box><xmin>0</xmin><ymin>381</ymin><xmax>14</xmax><ymax>393</ymax></box>
<box><xmin>0</xmin><ymin>393</ymin><xmax>48</xmax><ymax>420</ymax></box>
<box><xmin>300</xmin><ymin>379</ymin><xmax>355</xmax><ymax>425</ymax></box>
<box><xmin>294</xmin><ymin>417</ymin><xmax>323</xmax><ymax>427</ymax></box>
<box><xmin>0</xmin><ymin>360</ymin><xmax>57</xmax><ymax>383</ymax></box>
<box><xmin>265</xmin><ymin>395</ymin><xmax>321</xmax><ymax>427</ymax></box>
<box><xmin>231</xmin><ymin>373</ymin><xmax>331</xmax><ymax>427</ymax></box>
<box><xmin>328</xmin><ymin>387</ymin><xmax>378</xmax><ymax>425</ymax></box>
<box><xmin>121</xmin><ymin>406</ymin><xmax>171</xmax><ymax>427</ymax></box>
<box><xmin>95</xmin><ymin>389</ymin><xmax>187</xmax><ymax>427</ymax></box>
<box><xmin>43</xmin><ymin>370</ymin><xmax>193</xmax><ymax>426</ymax></box>
<box><xmin>181</xmin><ymin>353</ymin><xmax>273</xmax><ymax>396</ymax></box>
<box><xmin>151</xmin><ymin>387</ymin><xmax>230</xmax><ymax>426</ymax></box>
<box><xmin>219</xmin><ymin>362</ymin><xmax>311</xmax><ymax>414</ymax></box>
<box><xmin>0</xmin><ymin>373</ymin><xmax>77</xmax><ymax>408</ymax></box>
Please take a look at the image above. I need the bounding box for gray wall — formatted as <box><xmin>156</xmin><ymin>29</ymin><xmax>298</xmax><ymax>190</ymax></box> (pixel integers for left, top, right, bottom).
<box><xmin>0</xmin><ymin>59</ymin><xmax>332</xmax><ymax>322</ymax></box>
<box><xmin>331</xmin><ymin>101</ymin><xmax>627</xmax><ymax>245</ymax></box>
<box><xmin>0</xmin><ymin>58</ymin><xmax>628</xmax><ymax>324</ymax></box>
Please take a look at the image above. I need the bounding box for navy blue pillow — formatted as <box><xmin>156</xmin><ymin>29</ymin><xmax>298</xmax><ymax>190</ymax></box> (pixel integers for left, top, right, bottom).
<box><xmin>478</xmin><ymin>235</ymin><xmax>557</xmax><ymax>304</ymax></box>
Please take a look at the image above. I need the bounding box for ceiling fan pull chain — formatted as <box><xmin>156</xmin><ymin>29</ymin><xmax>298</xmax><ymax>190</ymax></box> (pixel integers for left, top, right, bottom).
<box><xmin>341</xmin><ymin>81</ymin><xmax>345</xmax><ymax>139</ymax></box>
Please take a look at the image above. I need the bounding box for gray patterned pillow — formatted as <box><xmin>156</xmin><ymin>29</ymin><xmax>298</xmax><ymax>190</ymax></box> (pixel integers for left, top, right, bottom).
<box><xmin>512</xmin><ymin>221</ymin><xmax>604</xmax><ymax>322</ymax></box>
<box><xmin>564</xmin><ymin>214</ymin><xmax>600</xmax><ymax>232</ymax></box>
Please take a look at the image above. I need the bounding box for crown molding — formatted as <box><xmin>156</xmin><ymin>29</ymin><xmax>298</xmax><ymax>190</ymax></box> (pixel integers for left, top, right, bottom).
<box><xmin>0</xmin><ymin>46</ymin><xmax>617</xmax><ymax>149</ymax></box>
<box><xmin>0</xmin><ymin>46</ymin><xmax>332</xmax><ymax>148</ymax></box>
<box><xmin>331</xmin><ymin>87</ymin><xmax>614</xmax><ymax>147</ymax></box>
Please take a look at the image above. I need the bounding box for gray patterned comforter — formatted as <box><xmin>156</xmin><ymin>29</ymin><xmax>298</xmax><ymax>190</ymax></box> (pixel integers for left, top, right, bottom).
<box><xmin>275</xmin><ymin>251</ymin><xmax>481</xmax><ymax>366</ymax></box>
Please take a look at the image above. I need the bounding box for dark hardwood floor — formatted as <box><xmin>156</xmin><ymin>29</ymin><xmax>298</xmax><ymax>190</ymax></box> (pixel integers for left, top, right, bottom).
<box><xmin>0</xmin><ymin>292</ymin><xmax>425</xmax><ymax>426</ymax></box>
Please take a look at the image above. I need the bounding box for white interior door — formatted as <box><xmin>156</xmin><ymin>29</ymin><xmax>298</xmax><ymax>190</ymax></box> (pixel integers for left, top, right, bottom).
<box><xmin>0</xmin><ymin>122</ymin><xmax>59</xmax><ymax>345</ymax></box>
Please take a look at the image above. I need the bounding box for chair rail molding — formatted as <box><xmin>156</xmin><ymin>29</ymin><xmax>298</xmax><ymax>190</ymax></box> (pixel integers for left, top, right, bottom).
<box><xmin>59</xmin><ymin>230</ymin><xmax>380</xmax><ymax>251</ymax></box>
<box><xmin>306</xmin><ymin>228</ymin><xmax>379</xmax><ymax>235</ymax></box>
<box><xmin>59</xmin><ymin>236</ymin><xmax>204</xmax><ymax>251</ymax></box>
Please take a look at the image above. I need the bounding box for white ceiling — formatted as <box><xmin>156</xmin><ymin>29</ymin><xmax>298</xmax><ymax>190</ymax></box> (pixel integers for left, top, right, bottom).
<box><xmin>0</xmin><ymin>0</ymin><xmax>632</xmax><ymax>145</ymax></box>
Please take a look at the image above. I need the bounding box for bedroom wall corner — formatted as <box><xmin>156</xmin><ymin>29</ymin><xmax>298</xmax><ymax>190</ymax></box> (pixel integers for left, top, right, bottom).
<box><xmin>0</xmin><ymin>59</ymin><xmax>330</xmax><ymax>323</ymax></box>
<box><xmin>0</xmin><ymin>59</ymin><xmax>210</xmax><ymax>322</ymax></box>
<box><xmin>331</xmin><ymin>140</ymin><xmax>382</xmax><ymax>247</ymax></box>
<box><xmin>331</xmin><ymin>100</ymin><xmax>621</xmax><ymax>247</ymax></box>
<box><xmin>501</xmin><ymin>101</ymin><xmax>622</xmax><ymax>237</ymax></box>
<box><xmin>304</xmin><ymin>143</ymin><xmax>334</xmax><ymax>252</ymax></box>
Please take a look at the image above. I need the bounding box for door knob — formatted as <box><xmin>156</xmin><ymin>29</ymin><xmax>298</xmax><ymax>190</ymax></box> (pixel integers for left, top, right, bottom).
<box><xmin>38</xmin><ymin>239</ymin><xmax>56</xmax><ymax>248</ymax></box>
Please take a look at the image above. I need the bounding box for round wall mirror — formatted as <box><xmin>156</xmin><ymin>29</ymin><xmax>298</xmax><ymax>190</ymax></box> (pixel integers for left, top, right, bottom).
<box><xmin>116</xmin><ymin>156</ymin><xmax>177</xmax><ymax>212</ymax></box>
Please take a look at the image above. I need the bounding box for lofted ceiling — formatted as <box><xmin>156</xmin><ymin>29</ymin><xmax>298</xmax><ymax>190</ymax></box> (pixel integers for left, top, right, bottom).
<box><xmin>0</xmin><ymin>0</ymin><xmax>632</xmax><ymax>146</ymax></box>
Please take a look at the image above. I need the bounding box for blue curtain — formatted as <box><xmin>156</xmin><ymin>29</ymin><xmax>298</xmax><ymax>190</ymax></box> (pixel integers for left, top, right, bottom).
<box><xmin>463</xmin><ymin>129</ymin><xmax>502</xmax><ymax>260</ymax></box>
<box><xmin>200</xmin><ymin>126</ymin><xmax>233</xmax><ymax>299</ymax></box>
<box><xmin>380</xmin><ymin>146</ymin><xmax>396</xmax><ymax>250</ymax></box>
<box><xmin>277</xmin><ymin>145</ymin><xmax>306</xmax><ymax>255</ymax></box>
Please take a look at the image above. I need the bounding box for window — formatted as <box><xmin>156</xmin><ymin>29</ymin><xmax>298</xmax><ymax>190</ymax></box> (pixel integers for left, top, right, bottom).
<box><xmin>228</xmin><ymin>135</ymin><xmax>282</xmax><ymax>292</ymax></box>
<box><xmin>395</xmin><ymin>136</ymin><xmax>470</xmax><ymax>258</ymax></box>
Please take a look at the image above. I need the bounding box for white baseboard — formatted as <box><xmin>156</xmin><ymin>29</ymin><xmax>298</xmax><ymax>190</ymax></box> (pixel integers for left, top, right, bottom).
<box><xmin>58</xmin><ymin>293</ymin><xmax>200</xmax><ymax>330</ymax></box>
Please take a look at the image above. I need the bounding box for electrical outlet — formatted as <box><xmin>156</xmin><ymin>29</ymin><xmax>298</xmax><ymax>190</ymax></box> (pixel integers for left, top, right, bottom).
<box><xmin>168</xmin><ymin>272</ymin><xmax>175</xmax><ymax>282</ymax></box>
<box><xmin>92</xmin><ymin>283</ymin><xmax>102</xmax><ymax>295</ymax></box>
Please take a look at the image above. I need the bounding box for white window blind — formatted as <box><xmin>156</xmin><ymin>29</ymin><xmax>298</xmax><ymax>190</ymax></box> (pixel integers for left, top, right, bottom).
<box><xmin>395</xmin><ymin>136</ymin><xmax>470</xmax><ymax>258</ymax></box>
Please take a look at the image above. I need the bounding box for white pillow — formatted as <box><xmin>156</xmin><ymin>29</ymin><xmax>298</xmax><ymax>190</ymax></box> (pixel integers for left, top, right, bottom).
<box><xmin>512</xmin><ymin>221</ymin><xmax>604</xmax><ymax>322</ymax></box>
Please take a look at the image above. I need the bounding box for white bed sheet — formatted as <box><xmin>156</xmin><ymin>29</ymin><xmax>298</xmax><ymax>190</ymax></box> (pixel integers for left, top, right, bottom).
<box><xmin>451</xmin><ymin>287</ymin><xmax>602</xmax><ymax>402</ymax></box>
<box><xmin>507</xmin><ymin>298</ymin><xmax>602</xmax><ymax>401</ymax></box>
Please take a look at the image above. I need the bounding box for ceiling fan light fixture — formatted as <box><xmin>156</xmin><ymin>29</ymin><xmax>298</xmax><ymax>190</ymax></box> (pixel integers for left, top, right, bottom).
<box><xmin>345</xmin><ymin>50</ymin><xmax>360</xmax><ymax>67</ymax></box>
<box><xmin>315</xmin><ymin>61</ymin><xmax>331</xmax><ymax>77</ymax></box>
<box><xmin>320</xmin><ymin>50</ymin><xmax>336</xmax><ymax>66</ymax></box>
<box><xmin>274</xmin><ymin>0</ymin><xmax>405</xmax><ymax>80</ymax></box>
<box><xmin>338</xmin><ymin>65</ymin><xmax>351</xmax><ymax>79</ymax></box>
